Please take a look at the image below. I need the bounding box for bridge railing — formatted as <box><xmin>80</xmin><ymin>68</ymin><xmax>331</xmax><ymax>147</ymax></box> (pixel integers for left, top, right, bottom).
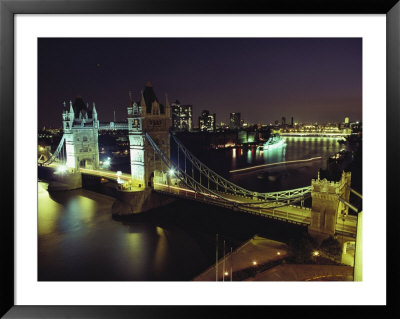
<box><xmin>146</xmin><ymin>132</ymin><xmax>313</xmax><ymax>209</ymax></box>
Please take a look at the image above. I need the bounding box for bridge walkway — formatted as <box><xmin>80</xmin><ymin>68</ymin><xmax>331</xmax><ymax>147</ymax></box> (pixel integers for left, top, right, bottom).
<box><xmin>153</xmin><ymin>182</ymin><xmax>311</xmax><ymax>225</ymax></box>
<box><xmin>47</xmin><ymin>166</ymin><xmax>356</xmax><ymax>235</ymax></box>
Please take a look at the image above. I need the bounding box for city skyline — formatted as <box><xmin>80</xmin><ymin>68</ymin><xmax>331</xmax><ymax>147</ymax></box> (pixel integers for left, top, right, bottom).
<box><xmin>38</xmin><ymin>38</ymin><xmax>362</xmax><ymax>128</ymax></box>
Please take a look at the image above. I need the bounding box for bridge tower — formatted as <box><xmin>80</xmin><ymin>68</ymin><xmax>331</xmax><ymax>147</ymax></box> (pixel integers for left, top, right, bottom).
<box><xmin>127</xmin><ymin>82</ymin><xmax>171</xmax><ymax>188</ymax></box>
<box><xmin>308</xmin><ymin>171</ymin><xmax>352</xmax><ymax>239</ymax></box>
<box><xmin>62</xmin><ymin>97</ymin><xmax>100</xmax><ymax>170</ymax></box>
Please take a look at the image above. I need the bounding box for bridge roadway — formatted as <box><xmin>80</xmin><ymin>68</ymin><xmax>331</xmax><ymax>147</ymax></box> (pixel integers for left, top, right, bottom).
<box><xmin>154</xmin><ymin>182</ymin><xmax>311</xmax><ymax>225</ymax></box>
<box><xmin>48</xmin><ymin>165</ymin><xmax>356</xmax><ymax>236</ymax></box>
<box><xmin>79</xmin><ymin>168</ymin><xmax>146</xmax><ymax>192</ymax></box>
<box><xmin>153</xmin><ymin>182</ymin><xmax>357</xmax><ymax>236</ymax></box>
<box><xmin>46</xmin><ymin>163</ymin><xmax>132</xmax><ymax>183</ymax></box>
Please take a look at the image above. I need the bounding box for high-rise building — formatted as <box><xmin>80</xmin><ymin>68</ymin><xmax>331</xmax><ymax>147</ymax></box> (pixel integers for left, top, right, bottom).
<box><xmin>340</xmin><ymin>116</ymin><xmax>350</xmax><ymax>130</ymax></box>
<box><xmin>199</xmin><ymin>110</ymin><xmax>216</xmax><ymax>132</ymax></box>
<box><xmin>171</xmin><ymin>100</ymin><xmax>193</xmax><ymax>131</ymax></box>
<box><xmin>230</xmin><ymin>112</ymin><xmax>241</xmax><ymax>129</ymax></box>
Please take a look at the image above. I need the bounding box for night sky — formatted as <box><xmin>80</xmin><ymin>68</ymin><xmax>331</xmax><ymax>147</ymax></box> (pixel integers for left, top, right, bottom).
<box><xmin>38</xmin><ymin>38</ymin><xmax>362</xmax><ymax>128</ymax></box>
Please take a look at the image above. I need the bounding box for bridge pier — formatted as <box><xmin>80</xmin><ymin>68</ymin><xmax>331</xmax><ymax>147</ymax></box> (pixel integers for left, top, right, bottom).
<box><xmin>111</xmin><ymin>188</ymin><xmax>176</xmax><ymax>216</ymax></box>
<box><xmin>38</xmin><ymin>166</ymin><xmax>82</xmax><ymax>191</ymax></box>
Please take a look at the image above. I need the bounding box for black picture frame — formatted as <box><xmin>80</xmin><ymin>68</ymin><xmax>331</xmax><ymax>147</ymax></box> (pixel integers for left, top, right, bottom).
<box><xmin>1</xmin><ymin>0</ymin><xmax>399</xmax><ymax>317</ymax></box>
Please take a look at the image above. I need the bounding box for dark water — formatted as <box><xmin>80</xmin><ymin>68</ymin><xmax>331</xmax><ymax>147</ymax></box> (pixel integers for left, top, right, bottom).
<box><xmin>182</xmin><ymin>136</ymin><xmax>343</xmax><ymax>192</ymax></box>
<box><xmin>38</xmin><ymin>137</ymin><xmax>342</xmax><ymax>281</ymax></box>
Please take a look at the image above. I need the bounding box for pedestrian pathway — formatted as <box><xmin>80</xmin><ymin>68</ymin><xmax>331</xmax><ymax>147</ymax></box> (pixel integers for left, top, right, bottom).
<box><xmin>193</xmin><ymin>235</ymin><xmax>288</xmax><ymax>281</ymax></box>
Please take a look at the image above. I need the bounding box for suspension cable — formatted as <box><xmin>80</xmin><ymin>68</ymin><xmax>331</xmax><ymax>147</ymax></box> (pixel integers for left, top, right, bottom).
<box><xmin>171</xmin><ymin>134</ymin><xmax>311</xmax><ymax>201</ymax></box>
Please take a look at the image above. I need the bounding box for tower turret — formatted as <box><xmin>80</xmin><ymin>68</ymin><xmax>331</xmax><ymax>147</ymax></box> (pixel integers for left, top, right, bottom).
<box><xmin>69</xmin><ymin>100</ymin><xmax>74</xmax><ymax>120</ymax></box>
<box><xmin>92</xmin><ymin>102</ymin><xmax>98</xmax><ymax>128</ymax></box>
<box><xmin>140</xmin><ymin>90</ymin><xmax>146</xmax><ymax>116</ymax></box>
<box><xmin>151</xmin><ymin>100</ymin><xmax>160</xmax><ymax>115</ymax></box>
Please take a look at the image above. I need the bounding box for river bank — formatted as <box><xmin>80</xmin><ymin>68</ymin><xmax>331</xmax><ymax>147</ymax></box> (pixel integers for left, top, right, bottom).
<box><xmin>193</xmin><ymin>234</ymin><xmax>354</xmax><ymax>281</ymax></box>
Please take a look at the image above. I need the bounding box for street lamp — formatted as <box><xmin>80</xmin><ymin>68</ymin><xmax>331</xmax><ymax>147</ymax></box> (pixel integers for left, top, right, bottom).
<box><xmin>56</xmin><ymin>165</ymin><xmax>68</xmax><ymax>174</ymax></box>
<box><xmin>103</xmin><ymin>158</ymin><xmax>111</xmax><ymax>169</ymax></box>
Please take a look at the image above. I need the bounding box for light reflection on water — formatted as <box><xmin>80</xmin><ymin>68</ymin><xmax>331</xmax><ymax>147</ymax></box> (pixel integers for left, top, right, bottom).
<box><xmin>219</xmin><ymin>137</ymin><xmax>343</xmax><ymax>192</ymax></box>
<box><xmin>38</xmin><ymin>183</ymin><xmax>209</xmax><ymax>281</ymax></box>
<box><xmin>38</xmin><ymin>137</ymin><xmax>342</xmax><ymax>281</ymax></box>
<box><xmin>227</xmin><ymin>136</ymin><xmax>341</xmax><ymax>172</ymax></box>
<box><xmin>38</xmin><ymin>182</ymin><xmax>62</xmax><ymax>236</ymax></box>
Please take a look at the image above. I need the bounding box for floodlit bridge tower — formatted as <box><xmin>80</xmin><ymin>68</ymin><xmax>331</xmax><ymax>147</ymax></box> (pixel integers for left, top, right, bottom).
<box><xmin>309</xmin><ymin>171</ymin><xmax>352</xmax><ymax>238</ymax></box>
<box><xmin>62</xmin><ymin>97</ymin><xmax>100</xmax><ymax>170</ymax></box>
<box><xmin>127</xmin><ymin>82</ymin><xmax>171</xmax><ymax>188</ymax></box>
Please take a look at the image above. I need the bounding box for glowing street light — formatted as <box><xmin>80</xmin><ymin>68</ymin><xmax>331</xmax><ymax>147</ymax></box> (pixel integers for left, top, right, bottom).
<box><xmin>56</xmin><ymin>165</ymin><xmax>68</xmax><ymax>174</ymax></box>
<box><xmin>312</xmin><ymin>251</ymin><xmax>320</xmax><ymax>257</ymax></box>
<box><xmin>116</xmin><ymin>171</ymin><xmax>123</xmax><ymax>184</ymax></box>
<box><xmin>252</xmin><ymin>261</ymin><xmax>257</xmax><ymax>266</ymax></box>
<box><xmin>103</xmin><ymin>158</ymin><xmax>111</xmax><ymax>168</ymax></box>
<box><xmin>169</xmin><ymin>168</ymin><xmax>175</xmax><ymax>176</ymax></box>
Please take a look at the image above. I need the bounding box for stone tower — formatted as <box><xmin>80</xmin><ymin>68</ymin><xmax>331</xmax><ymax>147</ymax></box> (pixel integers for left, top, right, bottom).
<box><xmin>309</xmin><ymin>171</ymin><xmax>352</xmax><ymax>238</ymax></box>
<box><xmin>62</xmin><ymin>97</ymin><xmax>100</xmax><ymax>170</ymax></box>
<box><xmin>127</xmin><ymin>82</ymin><xmax>171</xmax><ymax>188</ymax></box>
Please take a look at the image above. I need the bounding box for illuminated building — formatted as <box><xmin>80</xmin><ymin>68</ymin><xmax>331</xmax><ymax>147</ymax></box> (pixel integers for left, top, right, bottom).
<box><xmin>62</xmin><ymin>96</ymin><xmax>100</xmax><ymax>169</ymax></box>
<box><xmin>278</xmin><ymin>121</ymin><xmax>352</xmax><ymax>137</ymax></box>
<box><xmin>199</xmin><ymin>110</ymin><xmax>216</xmax><ymax>132</ymax></box>
<box><xmin>127</xmin><ymin>81</ymin><xmax>171</xmax><ymax>188</ymax></box>
<box><xmin>229</xmin><ymin>112</ymin><xmax>241</xmax><ymax>129</ymax></box>
<box><xmin>171</xmin><ymin>100</ymin><xmax>193</xmax><ymax>131</ymax></box>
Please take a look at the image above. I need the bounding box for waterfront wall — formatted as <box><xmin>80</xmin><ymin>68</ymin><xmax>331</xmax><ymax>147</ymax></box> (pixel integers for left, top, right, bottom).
<box><xmin>111</xmin><ymin>188</ymin><xmax>176</xmax><ymax>216</ymax></box>
<box><xmin>80</xmin><ymin>173</ymin><xmax>176</xmax><ymax>216</ymax></box>
<box><xmin>38</xmin><ymin>166</ymin><xmax>82</xmax><ymax>191</ymax></box>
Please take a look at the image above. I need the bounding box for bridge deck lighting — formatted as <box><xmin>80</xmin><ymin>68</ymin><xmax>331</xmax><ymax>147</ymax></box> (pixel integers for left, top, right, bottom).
<box><xmin>224</xmin><ymin>271</ymin><xmax>229</xmax><ymax>276</ymax></box>
<box><xmin>312</xmin><ymin>251</ymin><xmax>320</xmax><ymax>257</ymax></box>
<box><xmin>169</xmin><ymin>168</ymin><xmax>175</xmax><ymax>176</ymax></box>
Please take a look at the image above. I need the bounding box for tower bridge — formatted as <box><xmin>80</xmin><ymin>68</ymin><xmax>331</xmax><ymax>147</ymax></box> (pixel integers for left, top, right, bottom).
<box><xmin>38</xmin><ymin>82</ymin><xmax>360</xmax><ymax>242</ymax></box>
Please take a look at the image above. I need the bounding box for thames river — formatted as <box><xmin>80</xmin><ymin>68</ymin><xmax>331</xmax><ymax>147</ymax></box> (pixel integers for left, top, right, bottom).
<box><xmin>38</xmin><ymin>136</ymin><xmax>343</xmax><ymax>281</ymax></box>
